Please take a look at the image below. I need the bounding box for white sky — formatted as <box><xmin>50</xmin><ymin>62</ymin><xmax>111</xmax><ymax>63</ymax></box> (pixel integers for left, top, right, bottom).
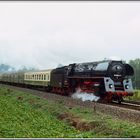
<box><xmin>0</xmin><ymin>2</ymin><xmax>140</xmax><ymax>69</ymax></box>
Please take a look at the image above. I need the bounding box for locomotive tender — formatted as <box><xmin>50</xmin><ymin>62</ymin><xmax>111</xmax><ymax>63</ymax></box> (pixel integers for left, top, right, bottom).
<box><xmin>0</xmin><ymin>60</ymin><xmax>134</xmax><ymax>102</ymax></box>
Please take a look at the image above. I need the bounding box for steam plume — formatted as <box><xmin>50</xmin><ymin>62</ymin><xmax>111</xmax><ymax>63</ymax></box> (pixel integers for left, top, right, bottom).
<box><xmin>71</xmin><ymin>88</ymin><xmax>100</xmax><ymax>102</ymax></box>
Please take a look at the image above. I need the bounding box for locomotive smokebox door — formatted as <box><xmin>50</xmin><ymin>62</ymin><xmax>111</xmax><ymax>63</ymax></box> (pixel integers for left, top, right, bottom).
<box><xmin>104</xmin><ymin>77</ymin><xmax>115</xmax><ymax>92</ymax></box>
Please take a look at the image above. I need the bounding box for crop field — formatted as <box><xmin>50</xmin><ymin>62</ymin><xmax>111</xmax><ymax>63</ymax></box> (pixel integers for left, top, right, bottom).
<box><xmin>0</xmin><ymin>87</ymin><xmax>140</xmax><ymax>138</ymax></box>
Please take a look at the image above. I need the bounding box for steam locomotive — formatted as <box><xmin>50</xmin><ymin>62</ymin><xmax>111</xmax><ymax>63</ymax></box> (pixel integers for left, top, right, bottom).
<box><xmin>51</xmin><ymin>60</ymin><xmax>134</xmax><ymax>102</ymax></box>
<box><xmin>0</xmin><ymin>60</ymin><xmax>134</xmax><ymax>103</ymax></box>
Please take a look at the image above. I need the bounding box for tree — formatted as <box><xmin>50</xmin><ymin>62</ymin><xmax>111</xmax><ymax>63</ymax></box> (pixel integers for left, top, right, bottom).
<box><xmin>0</xmin><ymin>64</ymin><xmax>15</xmax><ymax>73</ymax></box>
<box><xmin>129</xmin><ymin>59</ymin><xmax>140</xmax><ymax>89</ymax></box>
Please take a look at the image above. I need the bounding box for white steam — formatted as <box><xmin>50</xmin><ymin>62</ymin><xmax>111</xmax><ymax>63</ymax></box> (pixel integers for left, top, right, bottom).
<box><xmin>71</xmin><ymin>88</ymin><xmax>100</xmax><ymax>102</ymax></box>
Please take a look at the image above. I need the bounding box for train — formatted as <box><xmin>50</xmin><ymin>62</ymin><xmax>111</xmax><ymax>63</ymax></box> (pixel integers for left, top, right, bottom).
<box><xmin>0</xmin><ymin>60</ymin><xmax>134</xmax><ymax>103</ymax></box>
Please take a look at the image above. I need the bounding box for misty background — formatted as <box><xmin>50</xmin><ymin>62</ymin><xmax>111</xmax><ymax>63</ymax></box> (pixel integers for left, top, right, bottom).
<box><xmin>0</xmin><ymin>2</ymin><xmax>140</xmax><ymax>88</ymax></box>
<box><xmin>0</xmin><ymin>2</ymin><xmax>140</xmax><ymax>69</ymax></box>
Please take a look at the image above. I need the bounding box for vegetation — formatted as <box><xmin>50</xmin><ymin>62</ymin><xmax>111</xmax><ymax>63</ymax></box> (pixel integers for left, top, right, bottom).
<box><xmin>0</xmin><ymin>63</ymin><xmax>38</xmax><ymax>73</ymax></box>
<box><xmin>0</xmin><ymin>87</ymin><xmax>140</xmax><ymax>138</ymax></box>
<box><xmin>0</xmin><ymin>64</ymin><xmax>15</xmax><ymax>73</ymax></box>
<box><xmin>127</xmin><ymin>90</ymin><xmax>140</xmax><ymax>101</ymax></box>
<box><xmin>129</xmin><ymin>58</ymin><xmax>140</xmax><ymax>89</ymax></box>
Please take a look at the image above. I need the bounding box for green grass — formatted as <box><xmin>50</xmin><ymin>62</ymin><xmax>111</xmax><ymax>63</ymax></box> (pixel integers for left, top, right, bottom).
<box><xmin>69</xmin><ymin>108</ymin><xmax>140</xmax><ymax>138</ymax></box>
<box><xmin>0</xmin><ymin>88</ymin><xmax>78</xmax><ymax>138</ymax></box>
<box><xmin>126</xmin><ymin>90</ymin><xmax>140</xmax><ymax>101</ymax></box>
<box><xmin>0</xmin><ymin>87</ymin><xmax>140</xmax><ymax>138</ymax></box>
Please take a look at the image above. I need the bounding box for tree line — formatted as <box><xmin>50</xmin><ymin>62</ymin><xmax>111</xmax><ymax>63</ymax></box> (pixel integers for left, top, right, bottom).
<box><xmin>129</xmin><ymin>58</ymin><xmax>140</xmax><ymax>89</ymax></box>
<box><xmin>0</xmin><ymin>64</ymin><xmax>38</xmax><ymax>73</ymax></box>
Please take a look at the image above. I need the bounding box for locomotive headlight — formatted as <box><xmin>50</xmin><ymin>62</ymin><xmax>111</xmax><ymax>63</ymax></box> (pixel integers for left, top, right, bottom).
<box><xmin>109</xmin><ymin>84</ymin><xmax>113</xmax><ymax>89</ymax></box>
<box><xmin>116</xmin><ymin>66</ymin><xmax>121</xmax><ymax>70</ymax></box>
<box><xmin>125</xmin><ymin>84</ymin><xmax>129</xmax><ymax>89</ymax></box>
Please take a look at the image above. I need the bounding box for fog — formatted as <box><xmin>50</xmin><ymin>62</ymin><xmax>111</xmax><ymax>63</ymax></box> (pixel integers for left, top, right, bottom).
<box><xmin>0</xmin><ymin>2</ymin><xmax>140</xmax><ymax>69</ymax></box>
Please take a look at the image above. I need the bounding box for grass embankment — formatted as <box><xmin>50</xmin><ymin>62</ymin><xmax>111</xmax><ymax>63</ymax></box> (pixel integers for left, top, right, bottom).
<box><xmin>126</xmin><ymin>90</ymin><xmax>140</xmax><ymax>101</ymax></box>
<box><xmin>0</xmin><ymin>87</ymin><xmax>140</xmax><ymax>138</ymax></box>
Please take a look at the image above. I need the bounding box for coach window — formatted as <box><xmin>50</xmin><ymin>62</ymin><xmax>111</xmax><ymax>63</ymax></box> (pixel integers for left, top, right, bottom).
<box><xmin>44</xmin><ymin>75</ymin><xmax>46</xmax><ymax>80</ymax></box>
<box><xmin>45</xmin><ymin>75</ymin><xmax>47</xmax><ymax>80</ymax></box>
<box><xmin>45</xmin><ymin>74</ymin><xmax>47</xmax><ymax>80</ymax></box>
<box><xmin>41</xmin><ymin>75</ymin><xmax>43</xmax><ymax>80</ymax></box>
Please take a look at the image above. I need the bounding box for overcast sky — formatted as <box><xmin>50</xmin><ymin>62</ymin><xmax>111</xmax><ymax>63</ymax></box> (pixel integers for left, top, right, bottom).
<box><xmin>0</xmin><ymin>2</ymin><xmax>140</xmax><ymax>69</ymax></box>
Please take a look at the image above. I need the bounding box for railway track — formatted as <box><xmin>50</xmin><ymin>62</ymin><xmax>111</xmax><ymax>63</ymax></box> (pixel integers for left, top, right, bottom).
<box><xmin>109</xmin><ymin>101</ymin><xmax>140</xmax><ymax>111</ymax></box>
<box><xmin>123</xmin><ymin>100</ymin><xmax>140</xmax><ymax>105</ymax></box>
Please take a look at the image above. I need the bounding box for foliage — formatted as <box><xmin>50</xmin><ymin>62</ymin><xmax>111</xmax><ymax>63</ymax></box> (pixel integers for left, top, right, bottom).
<box><xmin>0</xmin><ymin>88</ymin><xmax>77</xmax><ymax>138</ymax></box>
<box><xmin>127</xmin><ymin>90</ymin><xmax>140</xmax><ymax>101</ymax></box>
<box><xmin>0</xmin><ymin>87</ymin><xmax>140</xmax><ymax>138</ymax></box>
<box><xmin>129</xmin><ymin>58</ymin><xmax>140</xmax><ymax>89</ymax></box>
<box><xmin>0</xmin><ymin>64</ymin><xmax>15</xmax><ymax>73</ymax></box>
<box><xmin>0</xmin><ymin>63</ymin><xmax>38</xmax><ymax>73</ymax></box>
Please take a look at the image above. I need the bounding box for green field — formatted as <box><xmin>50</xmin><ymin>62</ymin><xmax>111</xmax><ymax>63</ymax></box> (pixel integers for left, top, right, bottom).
<box><xmin>0</xmin><ymin>87</ymin><xmax>140</xmax><ymax>138</ymax></box>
